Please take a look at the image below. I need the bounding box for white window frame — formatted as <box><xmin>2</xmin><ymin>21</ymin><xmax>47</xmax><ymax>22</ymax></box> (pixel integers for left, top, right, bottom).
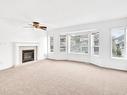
<box><xmin>111</xmin><ymin>27</ymin><xmax>126</xmax><ymax>59</ymax></box>
<box><xmin>59</xmin><ymin>35</ymin><xmax>67</xmax><ymax>53</ymax></box>
<box><xmin>91</xmin><ymin>32</ymin><xmax>100</xmax><ymax>56</ymax></box>
<box><xmin>49</xmin><ymin>36</ymin><xmax>54</xmax><ymax>53</ymax></box>
<box><xmin>68</xmin><ymin>33</ymin><xmax>89</xmax><ymax>55</ymax></box>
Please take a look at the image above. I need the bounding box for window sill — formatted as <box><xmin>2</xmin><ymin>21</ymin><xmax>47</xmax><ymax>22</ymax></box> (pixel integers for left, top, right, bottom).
<box><xmin>60</xmin><ymin>52</ymin><xmax>67</xmax><ymax>53</ymax></box>
<box><xmin>92</xmin><ymin>55</ymin><xmax>99</xmax><ymax>57</ymax></box>
<box><xmin>69</xmin><ymin>52</ymin><xmax>89</xmax><ymax>55</ymax></box>
<box><xmin>111</xmin><ymin>57</ymin><xmax>127</xmax><ymax>60</ymax></box>
<box><xmin>49</xmin><ymin>52</ymin><xmax>54</xmax><ymax>53</ymax></box>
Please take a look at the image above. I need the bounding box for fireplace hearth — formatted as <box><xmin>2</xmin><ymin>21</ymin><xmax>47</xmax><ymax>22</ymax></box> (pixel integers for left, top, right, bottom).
<box><xmin>22</xmin><ymin>50</ymin><xmax>34</xmax><ymax>63</ymax></box>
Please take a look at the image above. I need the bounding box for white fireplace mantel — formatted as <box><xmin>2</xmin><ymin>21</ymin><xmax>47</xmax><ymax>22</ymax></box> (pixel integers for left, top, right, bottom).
<box><xmin>14</xmin><ymin>42</ymin><xmax>39</xmax><ymax>66</ymax></box>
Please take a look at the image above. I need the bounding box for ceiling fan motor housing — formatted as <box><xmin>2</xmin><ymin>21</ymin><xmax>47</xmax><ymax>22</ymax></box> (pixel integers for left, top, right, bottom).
<box><xmin>33</xmin><ymin>22</ymin><xmax>40</xmax><ymax>28</ymax></box>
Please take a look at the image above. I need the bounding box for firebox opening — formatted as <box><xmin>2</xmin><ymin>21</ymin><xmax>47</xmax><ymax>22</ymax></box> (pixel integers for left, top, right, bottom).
<box><xmin>22</xmin><ymin>50</ymin><xmax>34</xmax><ymax>63</ymax></box>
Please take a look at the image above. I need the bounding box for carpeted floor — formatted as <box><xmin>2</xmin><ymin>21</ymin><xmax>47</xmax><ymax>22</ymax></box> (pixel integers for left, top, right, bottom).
<box><xmin>0</xmin><ymin>60</ymin><xmax>127</xmax><ymax>95</ymax></box>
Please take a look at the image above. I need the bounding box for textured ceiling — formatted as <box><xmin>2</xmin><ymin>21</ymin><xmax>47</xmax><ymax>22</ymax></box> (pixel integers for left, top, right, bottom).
<box><xmin>0</xmin><ymin>0</ymin><xmax>127</xmax><ymax>29</ymax></box>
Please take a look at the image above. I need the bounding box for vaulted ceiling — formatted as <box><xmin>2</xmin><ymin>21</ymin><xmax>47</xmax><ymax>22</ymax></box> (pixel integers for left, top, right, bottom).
<box><xmin>0</xmin><ymin>0</ymin><xmax>127</xmax><ymax>30</ymax></box>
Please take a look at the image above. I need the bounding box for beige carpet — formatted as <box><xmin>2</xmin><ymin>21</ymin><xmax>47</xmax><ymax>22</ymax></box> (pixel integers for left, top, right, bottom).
<box><xmin>0</xmin><ymin>60</ymin><xmax>127</xmax><ymax>95</ymax></box>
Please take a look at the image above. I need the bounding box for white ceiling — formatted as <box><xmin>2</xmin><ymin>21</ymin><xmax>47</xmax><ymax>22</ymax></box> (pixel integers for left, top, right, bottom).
<box><xmin>0</xmin><ymin>0</ymin><xmax>127</xmax><ymax>29</ymax></box>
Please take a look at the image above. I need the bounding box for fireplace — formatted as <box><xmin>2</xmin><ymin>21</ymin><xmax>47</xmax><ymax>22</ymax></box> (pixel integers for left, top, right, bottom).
<box><xmin>22</xmin><ymin>50</ymin><xmax>34</xmax><ymax>63</ymax></box>
<box><xmin>15</xmin><ymin>42</ymin><xmax>39</xmax><ymax>65</ymax></box>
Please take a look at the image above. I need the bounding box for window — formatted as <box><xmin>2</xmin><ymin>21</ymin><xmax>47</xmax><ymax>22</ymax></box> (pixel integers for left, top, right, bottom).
<box><xmin>111</xmin><ymin>28</ymin><xmax>125</xmax><ymax>57</ymax></box>
<box><xmin>50</xmin><ymin>36</ymin><xmax>54</xmax><ymax>52</ymax></box>
<box><xmin>69</xmin><ymin>34</ymin><xmax>88</xmax><ymax>54</ymax></box>
<box><xmin>91</xmin><ymin>32</ymin><xmax>99</xmax><ymax>55</ymax></box>
<box><xmin>60</xmin><ymin>35</ymin><xmax>66</xmax><ymax>52</ymax></box>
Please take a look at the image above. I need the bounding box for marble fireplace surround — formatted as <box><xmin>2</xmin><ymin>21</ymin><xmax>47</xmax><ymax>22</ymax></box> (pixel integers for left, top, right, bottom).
<box><xmin>14</xmin><ymin>42</ymin><xmax>39</xmax><ymax>66</ymax></box>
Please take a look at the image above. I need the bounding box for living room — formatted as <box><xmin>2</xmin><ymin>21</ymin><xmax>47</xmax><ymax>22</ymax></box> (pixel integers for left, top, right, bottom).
<box><xmin>0</xmin><ymin>0</ymin><xmax>127</xmax><ymax>95</ymax></box>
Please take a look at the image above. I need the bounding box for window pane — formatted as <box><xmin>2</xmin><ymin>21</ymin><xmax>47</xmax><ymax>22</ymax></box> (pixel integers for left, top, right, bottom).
<box><xmin>94</xmin><ymin>47</ymin><xmax>99</xmax><ymax>55</ymax></box>
<box><xmin>82</xmin><ymin>47</ymin><xmax>88</xmax><ymax>53</ymax></box>
<box><xmin>91</xmin><ymin>32</ymin><xmax>99</xmax><ymax>55</ymax></box>
<box><xmin>60</xmin><ymin>35</ymin><xmax>66</xmax><ymax>52</ymax></box>
<box><xmin>70</xmin><ymin>34</ymin><xmax>88</xmax><ymax>53</ymax></box>
<box><xmin>94</xmin><ymin>33</ymin><xmax>99</xmax><ymax>46</ymax></box>
<box><xmin>112</xmin><ymin>28</ymin><xmax>125</xmax><ymax>57</ymax></box>
<box><xmin>50</xmin><ymin>37</ymin><xmax>54</xmax><ymax>52</ymax></box>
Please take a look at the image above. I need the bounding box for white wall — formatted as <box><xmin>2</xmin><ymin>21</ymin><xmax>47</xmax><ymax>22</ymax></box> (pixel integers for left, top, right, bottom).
<box><xmin>0</xmin><ymin>21</ymin><xmax>47</xmax><ymax>70</ymax></box>
<box><xmin>48</xmin><ymin>17</ymin><xmax>127</xmax><ymax>71</ymax></box>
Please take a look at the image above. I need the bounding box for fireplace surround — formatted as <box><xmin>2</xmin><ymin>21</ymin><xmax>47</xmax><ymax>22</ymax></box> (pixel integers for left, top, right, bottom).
<box><xmin>14</xmin><ymin>42</ymin><xmax>39</xmax><ymax>66</ymax></box>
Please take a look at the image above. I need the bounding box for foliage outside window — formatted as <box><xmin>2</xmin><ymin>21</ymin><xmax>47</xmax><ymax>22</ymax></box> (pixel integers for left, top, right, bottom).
<box><xmin>60</xmin><ymin>35</ymin><xmax>66</xmax><ymax>52</ymax></box>
<box><xmin>112</xmin><ymin>28</ymin><xmax>125</xmax><ymax>57</ymax></box>
<box><xmin>91</xmin><ymin>32</ymin><xmax>99</xmax><ymax>55</ymax></box>
<box><xmin>70</xmin><ymin>34</ymin><xmax>88</xmax><ymax>54</ymax></box>
<box><xmin>50</xmin><ymin>36</ymin><xmax>54</xmax><ymax>52</ymax></box>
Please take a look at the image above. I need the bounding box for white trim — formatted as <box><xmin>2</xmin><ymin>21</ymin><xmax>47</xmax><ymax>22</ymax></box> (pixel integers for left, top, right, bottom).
<box><xmin>112</xmin><ymin>57</ymin><xmax>127</xmax><ymax>60</ymax></box>
<box><xmin>90</xmin><ymin>32</ymin><xmax>100</xmax><ymax>56</ymax></box>
<box><xmin>67</xmin><ymin>29</ymin><xmax>97</xmax><ymax>34</ymax></box>
<box><xmin>69</xmin><ymin>52</ymin><xmax>89</xmax><ymax>55</ymax></box>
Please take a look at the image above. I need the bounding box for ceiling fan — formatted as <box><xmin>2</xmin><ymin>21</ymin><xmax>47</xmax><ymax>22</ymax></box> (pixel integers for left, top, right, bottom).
<box><xmin>32</xmin><ymin>21</ymin><xmax>47</xmax><ymax>30</ymax></box>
